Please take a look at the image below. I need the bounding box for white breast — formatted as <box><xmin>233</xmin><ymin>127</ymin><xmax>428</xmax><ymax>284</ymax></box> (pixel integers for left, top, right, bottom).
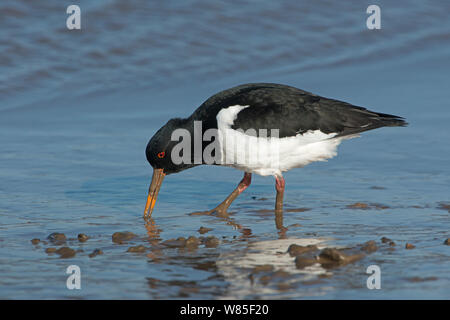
<box><xmin>216</xmin><ymin>105</ymin><xmax>356</xmax><ymax>177</ymax></box>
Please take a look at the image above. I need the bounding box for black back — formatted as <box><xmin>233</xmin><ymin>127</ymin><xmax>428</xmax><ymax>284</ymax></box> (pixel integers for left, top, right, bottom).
<box><xmin>189</xmin><ymin>83</ymin><xmax>406</xmax><ymax>138</ymax></box>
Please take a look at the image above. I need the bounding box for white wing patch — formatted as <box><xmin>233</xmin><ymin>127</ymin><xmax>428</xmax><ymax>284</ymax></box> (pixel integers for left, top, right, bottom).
<box><xmin>216</xmin><ymin>105</ymin><xmax>356</xmax><ymax>176</ymax></box>
<box><xmin>216</xmin><ymin>105</ymin><xmax>249</xmax><ymax>127</ymax></box>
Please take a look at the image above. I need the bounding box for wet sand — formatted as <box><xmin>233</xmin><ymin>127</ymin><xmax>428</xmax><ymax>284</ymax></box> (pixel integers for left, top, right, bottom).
<box><xmin>19</xmin><ymin>198</ymin><xmax>449</xmax><ymax>299</ymax></box>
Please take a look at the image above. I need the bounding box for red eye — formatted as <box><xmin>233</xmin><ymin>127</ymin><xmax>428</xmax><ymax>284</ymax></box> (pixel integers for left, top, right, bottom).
<box><xmin>157</xmin><ymin>151</ymin><xmax>165</xmax><ymax>159</ymax></box>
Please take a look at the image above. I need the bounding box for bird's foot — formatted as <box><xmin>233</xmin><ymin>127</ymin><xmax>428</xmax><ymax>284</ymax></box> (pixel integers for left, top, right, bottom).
<box><xmin>190</xmin><ymin>206</ymin><xmax>229</xmax><ymax>218</ymax></box>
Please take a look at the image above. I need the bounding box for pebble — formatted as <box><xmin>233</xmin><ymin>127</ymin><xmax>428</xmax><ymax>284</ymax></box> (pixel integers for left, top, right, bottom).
<box><xmin>381</xmin><ymin>237</ymin><xmax>392</xmax><ymax>243</ymax></box>
<box><xmin>127</xmin><ymin>245</ymin><xmax>147</xmax><ymax>253</ymax></box>
<box><xmin>408</xmin><ymin>276</ymin><xmax>438</xmax><ymax>282</ymax></box>
<box><xmin>318</xmin><ymin>248</ymin><xmax>365</xmax><ymax>269</ymax></box>
<box><xmin>251</xmin><ymin>264</ymin><xmax>274</xmax><ymax>273</ymax></box>
<box><xmin>77</xmin><ymin>233</ymin><xmax>89</xmax><ymax>242</ymax></box>
<box><xmin>295</xmin><ymin>257</ymin><xmax>317</xmax><ymax>269</ymax></box>
<box><xmin>204</xmin><ymin>236</ymin><xmax>219</xmax><ymax>248</ymax></box>
<box><xmin>47</xmin><ymin>233</ymin><xmax>66</xmax><ymax>244</ymax></box>
<box><xmin>146</xmin><ymin>252</ymin><xmax>161</xmax><ymax>262</ymax></box>
<box><xmin>162</xmin><ymin>237</ymin><xmax>186</xmax><ymax>248</ymax></box>
<box><xmin>89</xmin><ymin>249</ymin><xmax>103</xmax><ymax>258</ymax></box>
<box><xmin>31</xmin><ymin>238</ymin><xmax>40</xmax><ymax>245</ymax></box>
<box><xmin>198</xmin><ymin>227</ymin><xmax>212</xmax><ymax>234</ymax></box>
<box><xmin>287</xmin><ymin>244</ymin><xmax>318</xmax><ymax>257</ymax></box>
<box><xmin>361</xmin><ymin>240</ymin><xmax>378</xmax><ymax>253</ymax></box>
<box><xmin>346</xmin><ymin>203</ymin><xmax>389</xmax><ymax>210</ymax></box>
<box><xmin>285</xmin><ymin>208</ymin><xmax>310</xmax><ymax>213</ymax></box>
<box><xmin>185</xmin><ymin>236</ymin><xmax>200</xmax><ymax>249</ymax></box>
<box><xmin>55</xmin><ymin>247</ymin><xmax>76</xmax><ymax>258</ymax></box>
<box><xmin>405</xmin><ymin>243</ymin><xmax>416</xmax><ymax>249</ymax></box>
<box><xmin>112</xmin><ymin>231</ymin><xmax>136</xmax><ymax>244</ymax></box>
<box><xmin>347</xmin><ymin>202</ymin><xmax>369</xmax><ymax>209</ymax></box>
<box><xmin>45</xmin><ymin>247</ymin><xmax>57</xmax><ymax>254</ymax></box>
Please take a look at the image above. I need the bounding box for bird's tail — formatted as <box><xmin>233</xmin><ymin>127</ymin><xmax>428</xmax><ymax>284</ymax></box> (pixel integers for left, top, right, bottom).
<box><xmin>372</xmin><ymin>111</ymin><xmax>408</xmax><ymax>127</ymax></box>
<box><xmin>334</xmin><ymin>108</ymin><xmax>408</xmax><ymax>138</ymax></box>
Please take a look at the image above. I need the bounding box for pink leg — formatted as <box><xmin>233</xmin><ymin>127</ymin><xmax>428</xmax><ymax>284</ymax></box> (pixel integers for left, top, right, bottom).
<box><xmin>275</xmin><ymin>175</ymin><xmax>285</xmax><ymax>213</ymax></box>
<box><xmin>238</xmin><ymin>172</ymin><xmax>252</xmax><ymax>194</ymax></box>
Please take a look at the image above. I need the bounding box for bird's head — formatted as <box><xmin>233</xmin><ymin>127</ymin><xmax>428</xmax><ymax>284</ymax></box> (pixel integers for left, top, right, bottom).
<box><xmin>144</xmin><ymin>118</ymin><xmax>192</xmax><ymax>218</ymax></box>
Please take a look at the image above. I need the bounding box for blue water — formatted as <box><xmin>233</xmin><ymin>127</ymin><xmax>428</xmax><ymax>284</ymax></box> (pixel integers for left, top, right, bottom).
<box><xmin>0</xmin><ymin>0</ymin><xmax>449</xmax><ymax>299</ymax></box>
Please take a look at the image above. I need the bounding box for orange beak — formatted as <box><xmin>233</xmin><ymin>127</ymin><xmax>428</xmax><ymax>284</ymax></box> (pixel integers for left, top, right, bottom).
<box><xmin>143</xmin><ymin>168</ymin><xmax>165</xmax><ymax>218</ymax></box>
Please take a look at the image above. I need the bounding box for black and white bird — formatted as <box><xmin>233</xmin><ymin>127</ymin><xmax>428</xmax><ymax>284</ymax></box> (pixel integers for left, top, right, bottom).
<box><xmin>144</xmin><ymin>83</ymin><xmax>406</xmax><ymax>218</ymax></box>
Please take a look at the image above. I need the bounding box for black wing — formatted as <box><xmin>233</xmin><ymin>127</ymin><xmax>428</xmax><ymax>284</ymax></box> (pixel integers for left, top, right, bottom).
<box><xmin>193</xmin><ymin>83</ymin><xmax>407</xmax><ymax>138</ymax></box>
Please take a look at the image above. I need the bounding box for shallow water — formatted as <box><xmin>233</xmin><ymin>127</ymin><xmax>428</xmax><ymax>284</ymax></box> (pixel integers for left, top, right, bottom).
<box><xmin>0</xmin><ymin>0</ymin><xmax>449</xmax><ymax>299</ymax></box>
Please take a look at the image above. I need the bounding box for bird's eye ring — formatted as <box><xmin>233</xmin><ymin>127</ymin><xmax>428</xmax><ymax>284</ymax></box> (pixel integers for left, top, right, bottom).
<box><xmin>157</xmin><ymin>151</ymin><xmax>165</xmax><ymax>159</ymax></box>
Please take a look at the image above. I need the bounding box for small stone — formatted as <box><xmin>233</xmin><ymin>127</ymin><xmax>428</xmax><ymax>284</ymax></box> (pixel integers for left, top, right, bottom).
<box><xmin>347</xmin><ymin>202</ymin><xmax>369</xmax><ymax>209</ymax></box>
<box><xmin>405</xmin><ymin>243</ymin><xmax>416</xmax><ymax>249</ymax></box>
<box><xmin>251</xmin><ymin>264</ymin><xmax>274</xmax><ymax>273</ymax></box>
<box><xmin>47</xmin><ymin>233</ymin><xmax>66</xmax><ymax>244</ymax></box>
<box><xmin>318</xmin><ymin>248</ymin><xmax>364</xmax><ymax>269</ymax></box>
<box><xmin>361</xmin><ymin>240</ymin><xmax>378</xmax><ymax>253</ymax></box>
<box><xmin>198</xmin><ymin>226</ymin><xmax>213</xmax><ymax>234</ymax></box>
<box><xmin>285</xmin><ymin>208</ymin><xmax>310</xmax><ymax>213</ymax></box>
<box><xmin>444</xmin><ymin>238</ymin><xmax>450</xmax><ymax>245</ymax></box>
<box><xmin>185</xmin><ymin>236</ymin><xmax>200</xmax><ymax>248</ymax></box>
<box><xmin>195</xmin><ymin>261</ymin><xmax>216</xmax><ymax>271</ymax></box>
<box><xmin>146</xmin><ymin>252</ymin><xmax>161</xmax><ymax>262</ymax></box>
<box><xmin>287</xmin><ymin>244</ymin><xmax>318</xmax><ymax>257</ymax></box>
<box><xmin>112</xmin><ymin>231</ymin><xmax>136</xmax><ymax>244</ymax></box>
<box><xmin>127</xmin><ymin>245</ymin><xmax>147</xmax><ymax>253</ymax></box>
<box><xmin>204</xmin><ymin>236</ymin><xmax>219</xmax><ymax>248</ymax></box>
<box><xmin>381</xmin><ymin>237</ymin><xmax>392</xmax><ymax>243</ymax></box>
<box><xmin>45</xmin><ymin>247</ymin><xmax>57</xmax><ymax>254</ymax></box>
<box><xmin>55</xmin><ymin>247</ymin><xmax>76</xmax><ymax>258</ymax></box>
<box><xmin>389</xmin><ymin>241</ymin><xmax>396</xmax><ymax>246</ymax></box>
<box><xmin>373</xmin><ymin>203</ymin><xmax>390</xmax><ymax>210</ymax></box>
<box><xmin>408</xmin><ymin>276</ymin><xmax>438</xmax><ymax>282</ymax></box>
<box><xmin>295</xmin><ymin>257</ymin><xmax>317</xmax><ymax>269</ymax></box>
<box><xmin>162</xmin><ymin>238</ymin><xmax>186</xmax><ymax>248</ymax></box>
<box><xmin>319</xmin><ymin>248</ymin><xmax>346</xmax><ymax>262</ymax></box>
<box><xmin>77</xmin><ymin>233</ymin><xmax>89</xmax><ymax>242</ymax></box>
<box><xmin>89</xmin><ymin>249</ymin><xmax>103</xmax><ymax>258</ymax></box>
<box><xmin>31</xmin><ymin>238</ymin><xmax>40</xmax><ymax>245</ymax></box>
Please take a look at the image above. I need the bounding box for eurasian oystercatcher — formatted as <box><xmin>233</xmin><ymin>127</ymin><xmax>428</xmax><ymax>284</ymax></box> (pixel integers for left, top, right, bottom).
<box><xmin>144</xmin><ymin>83</ymin><xmax>406</xmax><ymax>218</ymax></box>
